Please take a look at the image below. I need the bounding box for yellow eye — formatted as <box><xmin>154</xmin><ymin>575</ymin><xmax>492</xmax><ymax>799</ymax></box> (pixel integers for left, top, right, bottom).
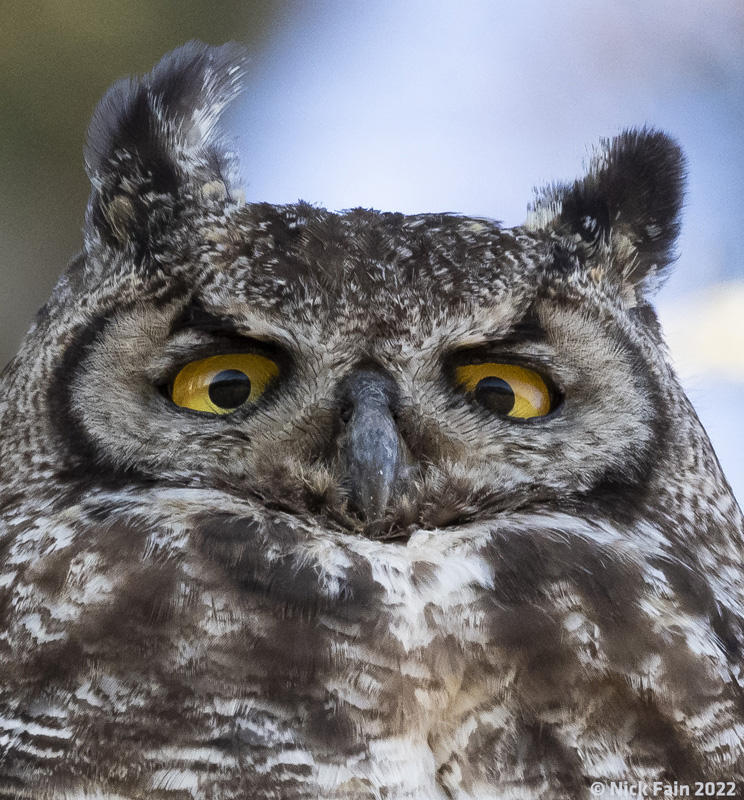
<box><xmin>170</xmin><ymin>353</ymin><xmax>279</xmax><ymax>414</ymax></box>
<box><xmin>455</xmin><ymin>362</ymin><xmax>553</xmax><ymax>419</ymax></box>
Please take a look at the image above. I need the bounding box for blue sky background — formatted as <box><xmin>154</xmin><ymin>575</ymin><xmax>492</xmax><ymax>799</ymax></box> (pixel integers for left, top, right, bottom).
<box><xmin>225</xmin><ymin>0</ymin><xmax>744</xmax><ymax>501</ymax></box>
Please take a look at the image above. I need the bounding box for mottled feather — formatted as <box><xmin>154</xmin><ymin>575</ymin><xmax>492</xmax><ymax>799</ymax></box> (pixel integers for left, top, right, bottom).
<box><xmin>1</xmin><ymin>42</ymin><xmax>743</xmax><ymax>800</ymax></box>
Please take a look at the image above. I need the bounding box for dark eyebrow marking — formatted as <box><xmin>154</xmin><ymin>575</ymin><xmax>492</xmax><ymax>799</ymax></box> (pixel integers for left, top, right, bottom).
<box><xmin>164</xmin><ymin>300</ymin><xmax>290</xmax><ymax>369</ymax></box>
<box><xmin>478</xmin><ymin>313</ymin><xmax>547</xmax><ymax>350</ymax></box>
<box><xmin>169</xmin><ymin>301</ymin><xmax>248</xmax><ymax>338</ymax></box>
<box><xmin>443</xmin><ymin>313</ymin><xmax>551</xmax><ymax>377</ymax></box>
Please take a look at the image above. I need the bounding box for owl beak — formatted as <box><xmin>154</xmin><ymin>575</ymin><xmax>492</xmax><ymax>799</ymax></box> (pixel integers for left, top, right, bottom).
<box><xmin>343</xmin><ymin>370</ymin><xmax>404</xmax><ymax>522</ymax></box>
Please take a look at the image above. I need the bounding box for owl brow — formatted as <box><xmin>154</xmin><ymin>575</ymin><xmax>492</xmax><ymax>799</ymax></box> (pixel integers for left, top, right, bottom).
<box><xmin>169</xmin><ymin>301</ymin><xmax>244</xmax><ymax>338</ymax></box>
<box><xmin>476</xmin><ymin>315</ymin><xmax>548</xmax><ymax>350</ymax></box>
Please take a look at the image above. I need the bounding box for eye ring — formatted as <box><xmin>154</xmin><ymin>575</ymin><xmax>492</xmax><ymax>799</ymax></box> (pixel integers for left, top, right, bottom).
<box><xmin>454</xmin><ymin>361</ymin><xmax>556</xmax><ymax>420</ymax></box>
<box><xmin>169</xmin><ymin>353</ymin><xmax>280</xmax><ymax>415</ymax></box>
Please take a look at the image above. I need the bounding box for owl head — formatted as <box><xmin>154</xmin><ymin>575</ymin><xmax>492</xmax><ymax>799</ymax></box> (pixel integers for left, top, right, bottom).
<box><xmin>4</xmin><ymin>42</ymin><xmax>701</xmax><ymax>541</ymax></box>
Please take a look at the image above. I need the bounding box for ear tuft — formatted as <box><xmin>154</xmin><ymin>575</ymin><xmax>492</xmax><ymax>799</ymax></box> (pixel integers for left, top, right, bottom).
<box><xmin>529</xmin><ymin>129</ymin><xmax>686</xmax><ymax>297</ymax></box>
<box><xmin>84</xmin><ymin>41</ymin><xmax>247</xmax><ymax>260</ymax></box>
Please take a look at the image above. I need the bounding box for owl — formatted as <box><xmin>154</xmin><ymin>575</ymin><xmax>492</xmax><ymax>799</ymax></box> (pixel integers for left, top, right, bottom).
<box><xmin>1</xmin><ymin>41</ymin><xmax>743</xmax><ymax>800</ymax></box>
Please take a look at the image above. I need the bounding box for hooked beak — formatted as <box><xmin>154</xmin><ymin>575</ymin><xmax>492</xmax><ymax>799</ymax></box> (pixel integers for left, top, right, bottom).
<box><xmin>343</xmin><ymin>370</ymin><xmax>406</xmax><ymax>522</ymax></box>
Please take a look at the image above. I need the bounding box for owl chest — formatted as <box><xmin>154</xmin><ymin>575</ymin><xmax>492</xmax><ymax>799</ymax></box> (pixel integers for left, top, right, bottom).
<box><xmin>179</xmin><ymin>570</ymin><xmax>501</xmax><ymax>798</ymax></box>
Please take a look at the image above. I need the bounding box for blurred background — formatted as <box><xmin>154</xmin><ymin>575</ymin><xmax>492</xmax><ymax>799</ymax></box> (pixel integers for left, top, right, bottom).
<box><xmin>2</xmin><ymin>1</ymin><xmax>742</xmax><ymax>499</ymax></box>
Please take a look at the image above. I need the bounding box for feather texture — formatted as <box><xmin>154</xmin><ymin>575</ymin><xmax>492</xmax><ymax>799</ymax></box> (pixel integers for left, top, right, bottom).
<box><xmin>1</xmin><ymin>43</ymin><xmax>743</xmax><ymax>799</ymax></box>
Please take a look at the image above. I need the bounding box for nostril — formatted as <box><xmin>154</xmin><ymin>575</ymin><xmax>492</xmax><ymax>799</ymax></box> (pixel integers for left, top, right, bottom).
<box><xmin>337</xmin><ymin>366</ymin><xmax>394</xmax><ymax>426</ymax></box>
<box><xmin>339</xmin><ymin>400</ymin><xmax>353</xmax><ymax>425</ymax></box>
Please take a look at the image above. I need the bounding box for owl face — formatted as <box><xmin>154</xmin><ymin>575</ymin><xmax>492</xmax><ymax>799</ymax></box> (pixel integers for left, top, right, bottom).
<box><xmin>3</xmin><ymin>43</ymin><xmax>743</xmax><ymax>797</ymax></box>
<box><xmin>58</xmin><ymin>199</ymin><xmax>666</xmax><ymax>544</ymax></box>
<box><xmin>5</xmin><ymin>44</ymin><xmax>687</xmax><ymax>548</ymax></box>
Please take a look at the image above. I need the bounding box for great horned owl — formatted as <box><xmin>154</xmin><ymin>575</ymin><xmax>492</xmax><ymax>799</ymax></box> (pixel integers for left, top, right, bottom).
<box><xmin>1</xmin><ymin>41</ymin><xmax>743</xmax><ymax>800</ymax></box>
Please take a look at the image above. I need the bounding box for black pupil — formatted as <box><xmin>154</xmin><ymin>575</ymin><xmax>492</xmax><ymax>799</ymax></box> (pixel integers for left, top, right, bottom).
<box><xmin>474</xmin><ymin>376</ymin><xmax>515</xmax><ymax>415</ymax></box>
<box><xmin>208</xmin><ymin>370</ymin><xmax>252</xmax><ymax>409</ymax></box>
